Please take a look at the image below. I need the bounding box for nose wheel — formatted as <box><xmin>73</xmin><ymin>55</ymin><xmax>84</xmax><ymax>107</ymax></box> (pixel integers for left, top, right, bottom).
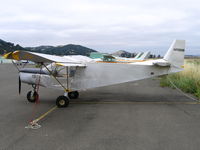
<box><xmin>27</xmin><ymin>91</ymin><xmax>39</xmax><ymax>103</ymax></box>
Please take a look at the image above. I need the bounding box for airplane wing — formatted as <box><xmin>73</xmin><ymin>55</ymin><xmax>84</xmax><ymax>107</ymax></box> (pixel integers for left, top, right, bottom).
<box><xmin>3</xmin><ymin>50</ymin><xmax>85</xmax><ymax>64</ymax></box>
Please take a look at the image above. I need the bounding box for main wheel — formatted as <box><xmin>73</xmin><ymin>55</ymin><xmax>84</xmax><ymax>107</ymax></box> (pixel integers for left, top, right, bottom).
<box><xmin>68</xmin><ymin>91</ymin><xmax>79</xmax><ymax>99</ymax></box>
<box><xmin>27</xmin><ymin>91</ymin><xmax>39</xmax><ymax>103</ymax></box>
<box><xmin>56</xmin><ymin>96</ymin><xmax>69</xmax><ymax>108</ymax></box>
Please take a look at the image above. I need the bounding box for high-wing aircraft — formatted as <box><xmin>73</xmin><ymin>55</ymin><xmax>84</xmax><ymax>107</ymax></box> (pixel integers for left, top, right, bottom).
<box><xmin>3</xmin><ymin>40</ymin><xmax>185</xmax><ymax>108</ymax></box>
<box><xmin>114</xmin><ymin>51</ymin><xmax>151</xmax><ymax>62</ymax></box>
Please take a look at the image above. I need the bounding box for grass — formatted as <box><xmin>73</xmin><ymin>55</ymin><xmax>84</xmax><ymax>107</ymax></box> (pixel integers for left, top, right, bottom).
<box><xmin>160</xmin><ymin>59</ymin><xmax>200</xmax><ymax>99</ymax></box>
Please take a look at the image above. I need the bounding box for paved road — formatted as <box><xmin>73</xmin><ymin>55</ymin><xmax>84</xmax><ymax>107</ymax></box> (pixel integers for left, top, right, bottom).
<box><xmin>0</xmin><ymin>64</ymin><xmax>200</xmax><ymax>150</ymax></box>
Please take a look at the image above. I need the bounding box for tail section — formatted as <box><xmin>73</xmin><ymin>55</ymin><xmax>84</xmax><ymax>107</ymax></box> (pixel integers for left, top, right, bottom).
<box><xmin>163</xmin><ymin>40</ymin><xmax>185</xmax><ymax>67</ymax></box>
<box><xmin>138</xmin><ymin>51</ymin><xmax>150</xmax><ymax>60</ymax></box>
<box><xmin>134</xmin><ymin>52</ymin><xmax>143</xmax><ymax>59</ymax></box>
<box><xmin>134</xmin><ymin>51</ymin><xmax>150</xmax><ymax>60</ymax></box>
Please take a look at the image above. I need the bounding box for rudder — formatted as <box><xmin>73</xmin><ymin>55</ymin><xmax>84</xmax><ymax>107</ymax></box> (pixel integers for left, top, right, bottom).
<box><xmin>163</xmin><ymin>40</ymin><xmax>185</xmax><ymax>68</ymax></box>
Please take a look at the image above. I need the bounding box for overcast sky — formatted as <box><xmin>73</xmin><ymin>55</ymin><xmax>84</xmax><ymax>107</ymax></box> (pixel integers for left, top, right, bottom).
<box><xmin>0</xmin><ymin>0</ymin><xmax>200</xmax><ymax>55</ymax></box>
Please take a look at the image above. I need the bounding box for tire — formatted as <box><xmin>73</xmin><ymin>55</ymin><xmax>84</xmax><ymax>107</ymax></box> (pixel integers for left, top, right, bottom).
<box><xmin>27</xmin><ymin>91</ymin><xmax>39</xmax><ymax>103</ymax></box>
<box><xmin>56</xmin><ymin>96</ymin><xmax>69</xmax><ymax>108</ymax></box>
<box><xmin>68</xmin><ymin>91</ymin><xmax>79</xmax><ymax>99</ymax></box>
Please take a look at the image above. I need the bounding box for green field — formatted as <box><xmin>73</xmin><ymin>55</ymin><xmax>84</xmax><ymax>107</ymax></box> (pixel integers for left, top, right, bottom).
<box><xmin>160</xmin><ymin>59</ymin><xmax>200</xmax><ymax>99</ymax></box>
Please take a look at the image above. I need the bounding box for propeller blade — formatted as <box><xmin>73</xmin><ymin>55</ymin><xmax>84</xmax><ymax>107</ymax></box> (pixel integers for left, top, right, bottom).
<box><xmin>19</xmin><ymin>76</ymin><xmax>21</xmax><ymax>95</ymax></box>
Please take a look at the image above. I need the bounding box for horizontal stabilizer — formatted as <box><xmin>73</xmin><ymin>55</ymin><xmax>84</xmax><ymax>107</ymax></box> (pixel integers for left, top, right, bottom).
<box><xmin>153</xmin><ymin>61</ymin><xmax>171</xmax><ymax>67</ymax></box>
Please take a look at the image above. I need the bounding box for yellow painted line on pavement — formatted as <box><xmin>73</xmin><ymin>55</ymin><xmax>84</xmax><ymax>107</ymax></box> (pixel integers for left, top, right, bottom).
<box><xmin>32</xmin><ymin>106</ymin><xmax>57</xmax><ymax>123</ymax></box>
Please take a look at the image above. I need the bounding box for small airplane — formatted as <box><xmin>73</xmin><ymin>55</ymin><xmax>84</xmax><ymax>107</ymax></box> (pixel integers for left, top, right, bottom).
<box><xmin>114</xmin><ymin>51</ymin><xmax>151</xmax><ymax>62</ymax></box>
<box><xmin>94</xmin><ymin>51</ymin><xmax>150</xmax><ymax>62</ymax></box>
<box><xmin>3</xmin><ymin>40</ymin><xmax>185</xmax><ymax>108</ymax></box>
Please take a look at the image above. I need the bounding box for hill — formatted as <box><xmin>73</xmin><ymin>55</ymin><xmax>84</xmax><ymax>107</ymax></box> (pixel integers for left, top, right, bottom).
<box><xmin>26</xmin><ymin>44</ymin><xmax>97</xmax><ymax>56</ymax></box>
<box><xmin>0</xmin><ymin>39</ymin><xmax>97</xmax><ymax>56</ymax></box>
<box><xmin>0</xmin><ymin>39</ymin><xmax>27</xmax><ymax>54</ymax></box>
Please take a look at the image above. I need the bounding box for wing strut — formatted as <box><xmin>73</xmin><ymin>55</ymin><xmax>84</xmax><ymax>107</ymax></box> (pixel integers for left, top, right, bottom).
<box><xmin>66</xmin><ymin>66</ymin><xmax>69</xmax><ymax>91</ymax></box>
<box><xmin>43</xmin><ymin>63</ymin><xmax>71</xmax><ymax>92</ymax></box>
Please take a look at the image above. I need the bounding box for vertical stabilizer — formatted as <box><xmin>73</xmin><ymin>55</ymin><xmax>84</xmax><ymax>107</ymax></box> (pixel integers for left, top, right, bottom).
<box><xmin>137</xmin><ymin>51</ymin><xmax>150</xmax><ymax>60</ymax></box>
<box><xmin>134</xmin><ymin>52</ymin><xmax>142</xmax><ymax>59</ymax></box>
<box><xmin>164</xmin><ymin>40</ymin><xmax>185</xmax><ymax>67</ymax></box>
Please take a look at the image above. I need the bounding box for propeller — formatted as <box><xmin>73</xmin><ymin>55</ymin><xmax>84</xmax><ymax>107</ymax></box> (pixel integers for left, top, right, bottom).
<box><xmin>19</xmin><ymin>76</ymin><xmax>21</xmax><ymax>95</ymax></box>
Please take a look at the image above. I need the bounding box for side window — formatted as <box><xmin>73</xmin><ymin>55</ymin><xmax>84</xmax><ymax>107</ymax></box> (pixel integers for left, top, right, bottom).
<box><xmin>56</xmin><ymin>66</ymin><xmax>65</xmax><ymax>75</ymax></box>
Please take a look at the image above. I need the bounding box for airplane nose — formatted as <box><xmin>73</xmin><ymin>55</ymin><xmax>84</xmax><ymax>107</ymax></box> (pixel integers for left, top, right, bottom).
<box><xmin>19</xmin><ymin>71</ymin><xmax>36</xmax><ymax>85</ymax></box>
<box><xmin>19</xmin><ymin>68</ymin><xmax>51</xmax><ymax>87</ymax></box>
